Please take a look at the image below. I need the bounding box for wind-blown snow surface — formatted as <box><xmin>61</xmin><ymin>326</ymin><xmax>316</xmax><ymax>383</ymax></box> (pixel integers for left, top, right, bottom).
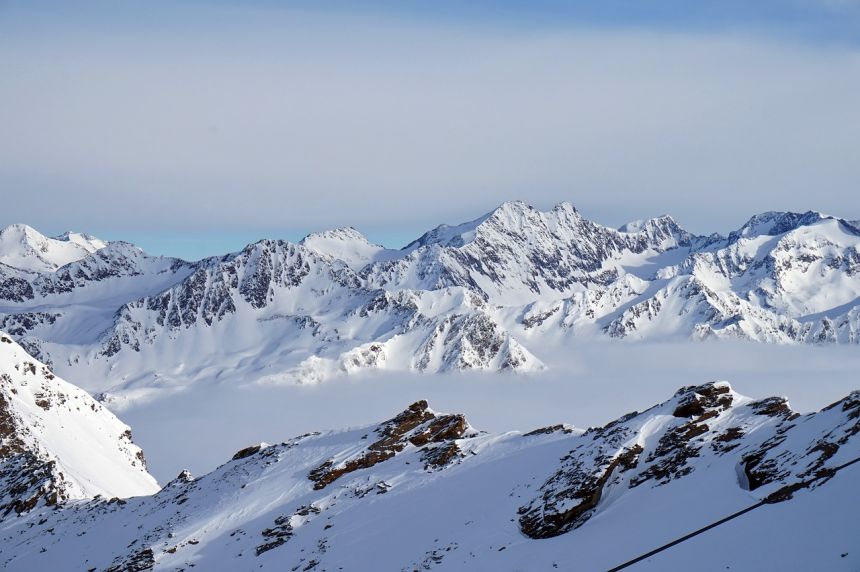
<box><xmin>1</xmin><ymin>375</ymin><xmax>857</xmax><ymax>571</ymax></box>
<box><xmin>0</xmin><ymin>202</ymin><xmax>858</xmax><ymax>403</ymax></box>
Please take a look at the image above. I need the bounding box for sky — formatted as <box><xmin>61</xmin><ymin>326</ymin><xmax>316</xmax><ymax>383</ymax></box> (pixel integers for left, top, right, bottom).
<box><xmin>2</xmin><ymin>0</ymin><xmax>859</xmax><ymax>260</ymax></box>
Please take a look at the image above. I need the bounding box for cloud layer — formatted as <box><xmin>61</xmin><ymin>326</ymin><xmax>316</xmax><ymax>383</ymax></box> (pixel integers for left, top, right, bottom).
<box><xmin>1</xmin><ymin>2</ymin><xmax>859</xmax><ymax>243</ymax></box>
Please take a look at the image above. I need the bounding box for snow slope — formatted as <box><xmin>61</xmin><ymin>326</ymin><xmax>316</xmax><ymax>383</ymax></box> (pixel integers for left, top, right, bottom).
<box><xmin>0</xmin><ymin>332</ymin><xmax>158</xmax><ymax>517</ymax></box>
<box><xmin>0</xmin><ymin>380</ymin><xmax>856</xmax><ymax>571</ymax></box>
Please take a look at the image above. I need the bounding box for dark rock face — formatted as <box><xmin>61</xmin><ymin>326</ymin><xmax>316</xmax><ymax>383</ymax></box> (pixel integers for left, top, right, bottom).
<box><xmin>523</xmin><ymin>424</ymin><xmax>575</xmax><ymax>437</ymax></box>
<box><xmin>0</xmin><ymin>312</ymin><xmax>59</xmax><ymax>338</ymax></box>
<box><xmin>232</xmin><ymin>445</ymin><xmax>263</xmax><ymax>461</ymax></box>
<box><xmin>0</xmin><ymin>340</ymin><xmax>156</xmax><ymax>526</ymax></box>
<box><xmin>727</xmin><ymin>211</ymin><xmax>828</xmax><ymax>244</ymax></box>
<box><xmin>520</xmin><ymin>383</ymin><xmax>860</xmax><ymax>542</ymax></box>
<box><xmin>309</xmin><ymin>401</ymin><xmax>470</xmax><ymax>489</ymax></box>
<box><xmin>519</xmin><ymin>444</ymin><xmax>643</xmax><ymax>539</ymax></box>
<box><xmin>742</xmin><ymin>391</ymin><xmax>860</xmax><ymax>497</ymax></box>
<box><xmin>0</xmin><ymin>244</ymin><xmax>192</xmax><ymax>304</ymax></box>
<box><xmin>256</xmin><ymin>515</ymin><xmax>295</xmax><ymax>556</ymax></box>
<box><xmin>0</xmin><ymin>274</ymin><xmax>34</xmax><ymax>303</ymax></box>
<box><xmin>671</xmin><ymin>383</ymin><xmax>733</xmax><ymax>418</ymax></box>
<box><xmin>0</xmin><ymin>391</ymin><xmax>70</xmax><ymax>517</ymax></box>
<box><xmin>520</xmin><ymin>383</ymin><xmax>730</xmax><ymax>538</ymax></box>
<box><xmin>748</xmin><ymin>396</ymin><xmax>794</xmax><ymax>418</ymax></box>
<box><xmin>0</xmin><ymin>452</ymin><xmax>65</xmax><ymax>517</ymax></box>
<box><xmin>517</xmin><ymin>393</ymin><xmax>648</xmax><ymax>540</ymax></box>
<box><xmin>634</xmin><ymin>385</ymin><xmax>734</xmax><ymax>487</ymax></box>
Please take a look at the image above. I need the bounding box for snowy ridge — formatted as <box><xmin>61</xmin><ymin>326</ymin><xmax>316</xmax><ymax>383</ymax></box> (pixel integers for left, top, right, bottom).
<box><xmin>0</xmin><ymin>202</ymin><xmax>858</xmax><ymax>396</ymax></box>
<box><xmin>0</xmin><ymin>333</ymin><xmax>158</xmax><ymax>517</ymax></box>
<box><xmin>95</xmin><ymin>241</ymin><xmax>542</xmax><ymax>392</ymax></box>
<box><xmin>299</xmin><ymin>227</ymin><xmax>398</xmax><ymax>270</ymax></box>
<box><xmin>363</xmin><ymin>201</ymin><xmax>695</xmax><ymax>303</ymax></box>
<box><xmin>0</xmin><ymin>224</ymin><xmax>106</xmax><ymax>273</ymax></box>
<box><xmin>0</xmin><ymin>380</ymin><xmax>857</xmax><ymax>570</ymax></box>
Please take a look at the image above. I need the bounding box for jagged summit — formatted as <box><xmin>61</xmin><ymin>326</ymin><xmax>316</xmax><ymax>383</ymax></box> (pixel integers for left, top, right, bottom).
<box><xmin>405</xmin><ymin>201</ymin><xmax>581</xmax><ymax>252</ymax></box>
<box><xmin>727</xmin><ymin>210</ymin><xmax>830</xmax><ymax>243</ymax></box>
<box><xmin>365</xmin><ymin>201</ymin><xmax>697</xmax><ymax>303</ymax></box>
<box><xmin>0</xmin><ymin>223</ymin><xmax>107</xmax><ymax>273</ymax></box>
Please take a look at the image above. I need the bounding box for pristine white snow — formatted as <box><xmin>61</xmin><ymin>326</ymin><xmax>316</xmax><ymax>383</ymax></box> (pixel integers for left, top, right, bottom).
<box><xmin>0</xmin><ymin>224</ymin><xmax>106</xmax><ymax>273</ymax></box>
<box><xmin>299</xmin><ymin>226</ymin><xmax>401</xmax><ymax>270</ymax></box>
<box><xmin>0</xmin><ymin>332</ymin><xmax>159</xmax><ymax>505</ymax></box>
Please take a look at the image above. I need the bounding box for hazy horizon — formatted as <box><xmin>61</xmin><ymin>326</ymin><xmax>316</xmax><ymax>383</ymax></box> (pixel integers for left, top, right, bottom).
<box><xmin>3</xmin><ymin>0</ymin><xmax>860</xmax><ymax>260</ymax></box>
<box><xmin>4</xmin><ymin>198</ymin><xmax>858</xmax><ymax>261</ymax></box>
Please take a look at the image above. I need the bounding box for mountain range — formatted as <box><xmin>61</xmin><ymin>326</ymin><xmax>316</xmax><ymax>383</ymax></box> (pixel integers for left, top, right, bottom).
<box><xmin>0</xmin><ymin>202</ymin><xmax>858</xmax><ymax>402</ymax></box>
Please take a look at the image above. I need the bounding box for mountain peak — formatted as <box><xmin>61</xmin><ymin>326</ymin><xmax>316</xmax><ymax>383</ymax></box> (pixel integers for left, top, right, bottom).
<box><xmin>0</xmin><ymin>223</ymin><xmax>47</xmax><ymax>245</ymax></box>
<box><xmin>551</xmin><ymin>201</ymin><xmax>578</xmax><ymax>213</ymax></box>
<box><xmin>619</xmin><ymin>214</ymin><xmax>677</xmax><ymax>234</ymax></box>
<box><xmin>493</xmin><ymin>200</ymin><xmax>535</xmax><ymax>215</ymax></box>
<box><xmin>729</xmin><ymin>211</ymin><xmax>829</xmax><ymax>242</ymax></box>
<box><xmin>302</xmin><ymin>226</ymin><xmax>363</xmax><ymax>241</ymax></box>
<box><xmin>300</xmin><ymin>227</ymin><xmax>390</xmax><ymax>270</ymax></box>
<box><xmin>0</xmin><ymin>224</ymin><xmax>107</xmax><ymax>273</ymax></box>
<box><xmin>405</xmin><ymin>201</ymin><xmax>579</xmax><ymax>253</ymax></box>
<box><xmin>53</xmin><ymin>230</ymin><xmax>107</xmax><ymax>249</ymax></box>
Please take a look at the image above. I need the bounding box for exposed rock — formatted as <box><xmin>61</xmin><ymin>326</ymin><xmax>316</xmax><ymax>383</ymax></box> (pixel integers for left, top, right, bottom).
<box><xmin>309</xmin><ymin>401</ymin><xmax>471</xmax><ymax>489</ymax></box>
<box><xmin>519</xmin><ymin>444</ymin><xmax>643</xmax><ymax>539</ymax></box>
<box><xmin>523</xmin><ymin>424</ymin><xmax>575</xmax><ymax>437</ymax></box>
<box><xmin>232</xmin><ymin>445</ymin><xmax>263</xmax><ymax>461</ymax></box>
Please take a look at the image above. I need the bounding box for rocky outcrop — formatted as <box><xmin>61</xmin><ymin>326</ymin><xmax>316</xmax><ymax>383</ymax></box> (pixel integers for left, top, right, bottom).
<box><xmin>308</xmin><ymin>400</ymin><xmax>472</xmax><ymax>489</ymax></box>
<box><xmin>518</xmin><ymin>381</ymin><xmax>859</xmax><ymax>540</ymax></box>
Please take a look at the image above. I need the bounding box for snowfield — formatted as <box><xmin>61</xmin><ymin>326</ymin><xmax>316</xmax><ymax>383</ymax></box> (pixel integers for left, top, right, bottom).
<box><xmin>0</xmin><ymin>334</ymin><xmax>857</xmax><ymax>571</ymax></box>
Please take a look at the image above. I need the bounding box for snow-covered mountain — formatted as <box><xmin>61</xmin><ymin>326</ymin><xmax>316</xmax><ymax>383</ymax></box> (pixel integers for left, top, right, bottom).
<box><xmin>0</xmin><ymin>202</ymin><xmax>858</xmax><ymax>398</ymax></box>
<box><xmin>1</xmin><ymin>375</ymin><xmax>856</xmax><ymax>570</ymax></box>
<box><xmin>0</xmin><ymin>224</ymin><xmax>107</xmax><ymax>273</ymax></box>
<box><xmin>0</xmin><ymin>332</ymin><xmax>158</xmax><ymax>517</ymax></box>
<box><xmin>299</xmin><ymin>226</ymin><xmax>400</xmax><ymax>270</ymax></box>
<box><xmin>363</xmin><ymin>201</ymin><xmax>697</xmax><ymax>303</ymax></box>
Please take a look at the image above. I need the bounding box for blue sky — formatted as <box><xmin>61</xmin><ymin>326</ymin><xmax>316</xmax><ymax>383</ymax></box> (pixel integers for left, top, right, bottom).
<box><xmin>2</xmin><ymin>0</ymin><xmax>859</xmax><ymax>259</ymax></box>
